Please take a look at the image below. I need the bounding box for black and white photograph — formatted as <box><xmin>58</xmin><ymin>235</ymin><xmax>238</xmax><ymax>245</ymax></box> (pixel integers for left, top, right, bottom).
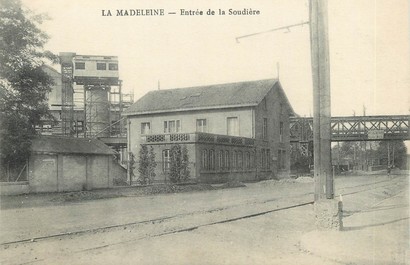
<box><xmin>0</xmin><ymin>0</ymin><xmax>409</xmax><ymax>264</ymax></box>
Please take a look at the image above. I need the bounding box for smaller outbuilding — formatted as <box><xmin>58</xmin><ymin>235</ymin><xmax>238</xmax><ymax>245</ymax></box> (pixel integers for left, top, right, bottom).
<box><xmin>28</xmin><ymin>136</ymin><xmax>126</xmax><ymax>193</ymax></box>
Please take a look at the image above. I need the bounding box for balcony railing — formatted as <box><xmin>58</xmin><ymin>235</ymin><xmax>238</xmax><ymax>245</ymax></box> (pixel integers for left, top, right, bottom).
<box><xmin>142</xmin><ymin>132</ymin><xmax>263</xmax><ymax>146</ymax></box>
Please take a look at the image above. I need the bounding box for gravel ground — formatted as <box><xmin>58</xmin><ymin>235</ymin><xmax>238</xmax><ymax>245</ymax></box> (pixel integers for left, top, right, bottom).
<box><xmin>1</xmin><ymin>182</ymin><xmax>247</xmax><ymax>209</ymax></box>
<box><xmin>0</xmin><ymin>173</ymin><xmax>407</xmax><ymax>264</ymax></box>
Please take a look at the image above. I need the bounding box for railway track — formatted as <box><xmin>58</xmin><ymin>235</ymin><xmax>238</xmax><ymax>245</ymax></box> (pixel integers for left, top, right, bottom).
<box><xmin>0</xmin><ymin>175</ymin><xmax>407</xmax><ymax>265</ymax></box>
<box><xmin>1</xmin><ymin>175</ymin><xmax>405</xmax><ymax>247</ymax></box>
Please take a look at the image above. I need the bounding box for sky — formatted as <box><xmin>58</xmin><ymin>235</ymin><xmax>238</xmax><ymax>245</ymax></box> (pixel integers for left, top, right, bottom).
<box><xmin>23</xmin><ymin>0</ymin><xmax>410</xmax><ymax>117</ymax></box>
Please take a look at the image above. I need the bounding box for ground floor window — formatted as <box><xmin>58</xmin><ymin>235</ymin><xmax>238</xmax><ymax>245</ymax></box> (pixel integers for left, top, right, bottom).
<box><xmin>163</xmin><ymin>149</ymin><xmax>170</xmax><ymax>171</ymax></box>
<box><xmin>209</xmin><ymin>150</ymin><xmax>215</xmax><ymax>170</ymax></box>
<box><xmin>250</xmin><ymin>151</ymin><xmax>255</xmax><ymax>169</ymax></box>
<box><xmin>245</xmin><ymin>152</ymin><xmax>250</xmax><ymax>169</ymax></box>
<box><xmin>278</xmin><ymin>149</ymin><xmax>286</xmax><ymax>170</ymax></box>
<box><xmin>260</xmin><ymin>149</ymin><xmax>271</xmax><ymax>170</ymax></box>
<box><xmin>200</xmin><ymin>148</ymin><xmax>255</xmax><ymax>173</ymax></box>
<box><xmin>261</xmin><ymin>149</ymin><xmax>266</xmax><ymax>169</ymax></box>
<box><xmin>237</xmin><ymin>151</ymin><xmax>243</xmax><ymax>170</ymax></box>
<box><xmin>225</xmin><ymin>151</ymin><xmax>230</xmax><ymax>170</ymax></box>
<box><xmin>218</xmin><ymin>150</ymin><xmax>224</xmax><ymax>170</ymax></box>
<box><xmin>202</xmin><ymin>150</ymin><xmax>208</xmax><ymax>170</ymax></box>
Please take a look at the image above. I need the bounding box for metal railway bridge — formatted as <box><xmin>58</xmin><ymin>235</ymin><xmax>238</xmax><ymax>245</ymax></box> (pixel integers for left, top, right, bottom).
<box><xmin>290</xmin><ymin>115</ymin><xmax>409</xmax><ymax>142</ymax></box>
<box><xmin>289</xmin><ymin>115</ymin><xmax>409</xmax><ymax>156</ymax></box>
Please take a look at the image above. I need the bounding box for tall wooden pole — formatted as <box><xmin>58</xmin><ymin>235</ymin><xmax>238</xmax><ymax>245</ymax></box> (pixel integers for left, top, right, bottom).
<box><xmin>310</xmin><ymin>0</ymin><xmax>333</xmax><ymax>200</ymax></box>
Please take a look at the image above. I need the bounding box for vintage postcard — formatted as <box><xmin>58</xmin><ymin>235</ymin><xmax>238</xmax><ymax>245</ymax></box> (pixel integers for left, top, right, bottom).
<box><xmin>1</xmin><ymin>0</ymin><xmax>409</xmax><ymax>264</ymax></box>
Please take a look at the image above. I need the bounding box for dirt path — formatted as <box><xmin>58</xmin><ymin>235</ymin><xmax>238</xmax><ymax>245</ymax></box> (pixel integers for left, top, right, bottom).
<box><xmin>0</xmin><ymin>174</ymin><xmax>407</xmax><ymax>264</ymax></box>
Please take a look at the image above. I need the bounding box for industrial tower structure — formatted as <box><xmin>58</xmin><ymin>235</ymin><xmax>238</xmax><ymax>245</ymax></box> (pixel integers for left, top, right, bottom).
<box><xmin>58</xmin><ymin>52</ymin><xmax>131</xmax><ymax>139</ymax></box>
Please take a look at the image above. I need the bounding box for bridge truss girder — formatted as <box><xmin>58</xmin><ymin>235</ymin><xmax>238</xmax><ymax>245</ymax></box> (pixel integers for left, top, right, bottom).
<box><xmin>290</xmin><ymin>115</ymin><xmax>409</xmax><ymax>142</ymax></box>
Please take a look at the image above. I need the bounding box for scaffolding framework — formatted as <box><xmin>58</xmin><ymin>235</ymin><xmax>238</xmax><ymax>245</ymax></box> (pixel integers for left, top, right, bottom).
<box><xmin>56</xmin><ymin>52</ymin><xmax>133</xmax><ymax>139</ymax></box>
<box><xmin>60</xmin><ymin>59</ymin><xmax>75</xmax><ymax>136</ymax></box>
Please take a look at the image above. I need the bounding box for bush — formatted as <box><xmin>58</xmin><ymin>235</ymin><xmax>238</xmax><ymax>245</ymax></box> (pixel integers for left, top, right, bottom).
<box><xmin>168</xmin><ymin>144</ymin><xmax>190</xmax><ymax>183</ymax></box>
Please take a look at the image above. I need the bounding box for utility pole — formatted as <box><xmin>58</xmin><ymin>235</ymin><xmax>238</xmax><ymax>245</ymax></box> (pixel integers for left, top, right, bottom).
<box><xmin>310</xmin><ymin>0</ymin><xmax>332</xmax><ymax>200</ymax></box>
<box><xmin>363</xmin><ymin>105</ymin><xmax>367</xmax><ymax>171</ymax></box>
<box><xmin>235</xmin><ymin>0</ymin><xmax>341</xmax><ymax>229</ymax></box>
<box><xmin>310</xmin><ymin>0</ymin><xmax>342</xmax><ymax>230</ymax></box>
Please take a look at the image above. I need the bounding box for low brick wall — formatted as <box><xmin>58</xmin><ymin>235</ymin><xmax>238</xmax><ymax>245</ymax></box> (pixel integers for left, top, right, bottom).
<box><xmin>0</xmin><ymin>181</ymin><xmax>29</xmax><ymax>196</ymax></box>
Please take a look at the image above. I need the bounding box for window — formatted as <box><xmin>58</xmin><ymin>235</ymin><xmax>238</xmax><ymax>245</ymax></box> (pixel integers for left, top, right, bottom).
<box><xmin>261</xmin><ymin>149</ymin><xmax>266</xmax><ymax>169</ymax></box>
<box><xmin>245</xmin><ymin>152</ymin><xmax>250</xmax><ymax>169</ymax></box>
<box><xmin>263</xmin><ymin>118</ymin><xmax>268</xmax><ymax>139</ymax></box>
<box><xmin>97</xmin><ymin>63</ymin><xmax>106</xmax><ymax>70</ymax></box>
<box><xmin>238</xmin><ymin>151</ymin><xmax>243</xmax><ymax>170</ymax></box>
<box><xmin>164</xmin><ymin>120</ymin><xmax>181</xmax><ymax>133</ymax></box>
<box><xmin>227</xmin><ymin>117</ymin><xmax>239</xmax><ymax>136</ymax></box>
<box><xmin>75</xmin><ymin>62</ymin><xmax>85</xmax><ymax>70</ymax></box>
<box><xmin>163</xmin><ymin>150</ymin><xmax>170</xmax><ymax>171</ymax></box>
<box><xmin>108</xmin><ymin>63</ymin><xmax>118</xmax><ymax>70</ymax></box>
<box><xmin>267</xmin><ymin>149</ymin><xmax>271</xmax><ymax>170</ymax></box>
<box><xmin>209</xmin><ymin>150</ymin><xmax>215</xmax><ymax>170</ymax></box>
<box><xmin>201</xmin><ymin>150</ymin><xmax>208</xmax><ymax>170</ymax></box>
<box><xmin>225</xmin><ymin>151</ymin><xmax>230</xmax><ymax>170</ymax></box>
<box><xmin>196</xmin><ymin>119</ymin><xmax>207</xmax><ymax>132</ymax></box>
<box><xmin>279</xmin><ymin>122</ymin><xmax>284</xmax><ymax>142</ymax></box>
<box><xmin>233</xmin><ymin>151</ymin><xmax>238</xmax><ymax>170</ymax></box>
<box><xmin>278</xmin><ymin>150</ymin><xmax>286</xmax><ymax>170</ymax></box>
<box><xmin>218</xmin><ymin>150</ymin><xmax>224</xmax><ymax>170</ymax></box>
<box><xmin>141</xmin><ymin>122</ymin><xmax>151</xmax><ymax>135</ymax></box>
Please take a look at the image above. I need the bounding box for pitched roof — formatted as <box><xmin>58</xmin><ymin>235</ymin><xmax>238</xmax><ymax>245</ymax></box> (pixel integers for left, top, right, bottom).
<box><xmin>123</xmin><ymin>79</ymin><xmax>279</xmax><ymax>115</ymax></box>
<box><xmin>31</xmin><ymin>136</ymin><xmax>116</xmax><ymax>155</ymax></box>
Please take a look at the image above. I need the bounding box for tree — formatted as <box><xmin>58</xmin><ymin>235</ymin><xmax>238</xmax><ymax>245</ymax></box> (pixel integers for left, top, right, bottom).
<box><xmin>148</xmin><ymin>146</ymin><xmax>157</xmax><ymax>184</ymax></box>
<box><xmin>168</xmin><ymin>144</ymin><xmax>190</xmax><ymax>183</ymax></box>
<box><xmin>181</xmin><ymin>145</ymin><xmax>190</xmax><ymax>181</ymax></box>
<box><xmin>332</xmin><ymin>140</ymin><xmax>407</xmax><ymax>171</ymax></box>
<box><xmin>169</xmin><ymin>144</ymin><xmax>182</xmax><ymax>183</ymax></box>
<box><xmin>377</xmin><ymin>141</ymin><xmax>407</xmax><ymax>169</ymax></box>
<box><xmin>128</xmin><ymin>151</ymin><xmax>136</xmax><ymax>183</ymax></box>
<box><xmin>137</xmin><ymin>145</ymin><xmax>157</xmax><ymax>185</ymax></box>
<box><xmin>137</xmin><ymin>145</ymin><xmax>149</xmax><ymax>185</ymax></box>
<box><xmin>290</xmin><ymin>142</ymin><xmax>313</xmax><ymax>174</ymax></box>
<box><xmin>0</xmin><ymin>0</ymin><xmax>56</xmax><ymax>173</ymax></box>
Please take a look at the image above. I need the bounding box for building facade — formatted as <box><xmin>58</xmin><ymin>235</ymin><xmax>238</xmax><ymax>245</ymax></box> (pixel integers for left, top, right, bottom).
<box><xmin>123</xmin><ymin>79</ymin><xmax>294</xmax><ymax>183</ymax></box>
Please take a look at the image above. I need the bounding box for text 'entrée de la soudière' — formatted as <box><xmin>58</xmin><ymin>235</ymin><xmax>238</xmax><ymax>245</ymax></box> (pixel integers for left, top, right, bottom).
<box><xmin>101</xmin><ymin>8</ymin><xmax>261</xmax><ymax>17</ymax></box>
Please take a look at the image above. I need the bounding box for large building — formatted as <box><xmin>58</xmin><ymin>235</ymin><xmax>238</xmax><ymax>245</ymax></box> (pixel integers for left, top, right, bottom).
<box><xmin>123</xmin><ymin>79</ymin><xmax>294</xmax><ymax>183</ymax></box>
